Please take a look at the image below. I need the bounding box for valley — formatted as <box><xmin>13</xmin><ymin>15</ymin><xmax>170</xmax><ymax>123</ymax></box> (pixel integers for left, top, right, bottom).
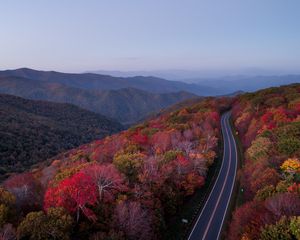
<box><xmin>0</xmin><ymin>71</ymin><xmax>198</xmax><ymax>124</ymax></box>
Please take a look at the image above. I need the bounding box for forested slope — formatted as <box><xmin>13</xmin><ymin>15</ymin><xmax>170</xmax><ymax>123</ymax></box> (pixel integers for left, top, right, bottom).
<box><xmin>0</xmin><ymin>94</ymin><xmax>123</xmax><ymax>178</ymax></box>
<box><xmin>228</xmin><ymin>84</ymin><xmax>300</xmax><ymax>239</ymax></box>
<box><xmin>2</xmin><ymin>83</ymin><xmax>300</xmax><ymax>239</ymax></box>
<box><xmin>0</xmin><ymin>97</ymin><xmax>230</xmax><ymax>239</ymax></box>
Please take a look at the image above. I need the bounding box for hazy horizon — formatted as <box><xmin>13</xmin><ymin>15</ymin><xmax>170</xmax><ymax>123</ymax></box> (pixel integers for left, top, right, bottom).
<box><xmin>1</xmin><ymin>0</ymin><xmax>300</xmax><ymax>74</ymax></box>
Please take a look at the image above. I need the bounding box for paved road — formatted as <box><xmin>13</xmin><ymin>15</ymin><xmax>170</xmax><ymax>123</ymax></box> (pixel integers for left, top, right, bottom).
<box><xmin>188</xmin><ymin>112</ymin><xmax>238</xmax><ymax>240</ymax></box>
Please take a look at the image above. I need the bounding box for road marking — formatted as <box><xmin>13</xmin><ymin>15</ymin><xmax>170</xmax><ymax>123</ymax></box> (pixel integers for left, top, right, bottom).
<box><xmin>201</xmin><ymin>114</ymin><xmax>232</xmax><ymax>239</ymax></box>
<box><xmin>216</xmin><ymin>116</ymin><xmax>238</xmax><ymax>240</ymax></box>
<box><xmin>187</xmin><ymin>113</ymin><xmax>228</xmax><ymax>240</ymax></box>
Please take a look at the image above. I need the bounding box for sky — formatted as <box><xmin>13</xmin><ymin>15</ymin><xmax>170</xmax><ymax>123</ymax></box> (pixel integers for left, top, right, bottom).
<box><xmin>1</xmin><ymin>0</ymin><xmax>300</xmax><ymax>75</ymax></box>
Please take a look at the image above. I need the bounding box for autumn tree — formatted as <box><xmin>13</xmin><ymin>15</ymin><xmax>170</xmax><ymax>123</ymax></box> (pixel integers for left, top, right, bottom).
<box><xmin>264</xmin><ymin>193</ymin><xmax>300</xmax><ymax>219</ymax></box>
<box><xmin>281</xmin><ymin>158</ymin><xmax>300</xmax><ymax>180</ymax></box>
<box><xmin>0</xmin><ymin>188</ymin><xmax>15</xmax><ymax>227</ymax></box>
<box><xmin>260</xmin><ymin>216</ymin><xmax>292</xmax><ymax>240</ymax></box>
<box><xmin>246</xmin><ymin>137</ymin><xmax>271</xmax><ymax>162</ymax></box>
<box><xmin>288</xmin><ymin>183</ymin><xmax>300</xmax><ymax>194</ymax></box>
<box><xmin>243</xmin><ymin>118</ymin><xmax>261</xmax><ymax>147</ymax></box>
<box><xmin>113</xmin><ymin>152</ymin><xmax>144</xmax><ymax>183</ymax></box>
<box><xmin>290</xmin><ymin>216</ymin><xmax>300</xmax><ymax>239</ymax></box>
<box><xmin>250</xmin><ymin>167</ymin><xmax>280</xmax><ymax>195</ymax></box>
<box><xmin>234</xmin><ymin>111</ymin><xmax>253</xmax><ymax>136</ymax></box>
<box><xmin>138</xmin><ymin>156</ymin><xmax>164</xmax><ymax>189</ymax></box>
<box><xmin>114</xmin><ymin>201</ymin><xmax>153</xmax><ymax>240</ymax></box>
<box><xmin>131</xmin><ymin>132</ymin><xmax>148</xmax><ymax>146</ymax></box>
<box><xmin>91</xmin><ymin>135</ymin><xmax>126</xmax><ymax>163</ymax></box>
<box><xmin>181</xmin><ymin>172</ymin><xmax>205</xmax><ymax>196</ymax></box>
<box><xmin>189</xmin><ymin>151</ymin><xmax>209</xmax><ymax>176</ymax></box>
<box><xmin>82</xmin><ymin>164</ymin><xmax>126</xmax><ymax>202</ymax></box>
<box><xmin>3</xmin><ymin>173</ymin><xmax>40</xmax><ymax>211</ymax></box>
<box><xmin>277</xmin><ymin>137</ymin><xmax>300</xmax><ymax>156</ymax></box>
<box><xmin>40</xmin><ymin>163</ymin><xmax>60</xmax><ymax>188</ymax></box>
<box><xmin>254</xmin><ymin>185</ymin><xmax>276</xmax><ymax>201</ymax></box>
<box><xmin>228</xmin><ymin>201</ymin><xmax>270</xmax><ymax>240</ymax></box>
<box><xmin>17</xmin><ymin>207</ymin><xmax>73</xmax><ymax>240</ymax></box>
<box><xmin>150</xmin><ymin>131</ymin><xmax>172</xmax><ymax>154</ymax></box>
<box><xmin>0</xmin><ymin>224</ymin><xmax>16</xmax><ymax>240</ymax></box>
<box><xmin>260</xmin><ymin>216</ymin><xmax>300</xmax><ymax>240</ymax></box>
<box><xmin>174</xmin><ymin>154</ymin><xmax>190</xmax><ymax>175</ymax></box>
<box><xmin>44</xmin><ymin>172</ymin><xmax>97</xmax><ymax>222</ymax></box>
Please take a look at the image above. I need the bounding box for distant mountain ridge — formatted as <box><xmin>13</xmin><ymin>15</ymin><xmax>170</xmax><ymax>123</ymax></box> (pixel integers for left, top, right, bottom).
<box><xmin>87</xmin><ymin>69</ymin><xmax>300</xmax><ymax>94</ymax></box>
<box><xmin>0</xmin><ymin>75</ymin><xmax>197</xmax><ymax>124</ymax></box>
<box><xmin>0</xmin><ymin>68</ymin><xmax>219</xmax><ymax>95</ymax></box>
<box><xmin>2</xmin><ymin>68</ymin><xmax>299</xmax><ymax>96</ymax></box>
<box><xmin>0</xmin><ymin>94</ymin><xmax>123</xmax><ymax>178</ymax></box>
<box><xmin>186</xmin><ymin>75</ymin><xmax>300</xmax><ymax>94</ymax></box>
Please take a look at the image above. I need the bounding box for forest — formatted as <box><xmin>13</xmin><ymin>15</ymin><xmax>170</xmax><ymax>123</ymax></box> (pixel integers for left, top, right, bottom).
<box><xmin>228</xmin><ymin>84</ymin><xmax>300</xmax><ymax>239</ymax></box>
<box><xmin>0</xmin><ymin>94</ymin><xmax>123</xmax><ymax>180</ymax></box>
<box><xmin>1</xmin><ymin>84</ymin><xmax>300</xmax><ymax>239</ymax></box>
<box><xmin>0</xmin><ymin>97</ymin><xmax>230</xmax><ymax>239</ymax></box>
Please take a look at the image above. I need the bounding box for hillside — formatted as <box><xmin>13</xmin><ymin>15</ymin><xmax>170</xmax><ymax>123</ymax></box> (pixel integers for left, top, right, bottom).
<box><xmin>0</xmin><ymin>94</ymin><xmax>123</xmax><ymax>178</ymax></box>
<box><xmin>0</xmin><ymin>68</ymin><xmax>220</xmax><ymax>95</ymax></box>
<box><xmin>228</xmin><ymin>83</ymin><xmax>300</xmax><ymax>239</ymax></box>
<box><xmin>0</xmin><ymin>97</ymin><xmax>231</xmax><ymax>240</ymax></box>
<box><xmin>1</xmin><ymin>84</ymin><xmax>299</xmax><ymax>239</ymax></box>
<box><xmin>0</xmin><ymin>76</ymin><xmax>197</xmax><ymax>124</ymax></box>
<box><xmin>92</xmin><ymin>88</ymin><xmax>197</xmax><ymax>124</ymax></box>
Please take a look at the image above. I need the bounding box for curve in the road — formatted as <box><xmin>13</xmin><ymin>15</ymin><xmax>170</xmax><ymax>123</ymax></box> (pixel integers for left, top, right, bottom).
<box><xmin>188</xmin><ymin>111</ymin><xmax>238</xmax><ymax>240</ymax></box>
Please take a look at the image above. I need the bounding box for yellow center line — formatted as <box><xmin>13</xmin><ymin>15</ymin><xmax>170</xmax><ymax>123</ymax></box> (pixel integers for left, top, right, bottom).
<box><xmin>201</xmin><ymin>114</ymin><xmax>232</xmax><ymax>240</ymax></box>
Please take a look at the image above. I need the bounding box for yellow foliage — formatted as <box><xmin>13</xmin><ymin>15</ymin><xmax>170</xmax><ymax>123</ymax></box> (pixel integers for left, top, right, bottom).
<box><xmin>235</xmin><ymin>112</ymin><xmax>251</xmax><ymax>126</ymax></box>
<box><xmin>246</xmin><ymin>137</ymin><xmax>271</xmax><ymax>162</ymax></box>
<box><xmin>280</xmin><ymin>158</ymin><xmax>300</xmax><ymax>173</ymax></box>
<box><xmin>0</xmin><ymin>188</ymin><xmax>16</xmax><ymax>206</ymax></box>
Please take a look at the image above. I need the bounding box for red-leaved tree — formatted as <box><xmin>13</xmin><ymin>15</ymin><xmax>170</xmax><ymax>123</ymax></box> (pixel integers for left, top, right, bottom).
<box><xmin>82</xmin><ymin>164</ymin><xmax>126</xmax><ymax>202</ymax></box>
<box><xmin>44</xmin><ymin>172</ymin><xmax>97</xmax><ymax>222</ymax></box>
<box><xmin>3</xmin><ymin>173</ymin><xmax>41</xmax><ymax>211</ymax></box>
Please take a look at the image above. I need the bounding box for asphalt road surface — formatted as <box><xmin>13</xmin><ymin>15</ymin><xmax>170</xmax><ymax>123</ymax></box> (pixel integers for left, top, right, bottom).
<box><xmin>188</xmin><ymin>111</ymin><xmax>238</xmax><ymax>240</ymax></box>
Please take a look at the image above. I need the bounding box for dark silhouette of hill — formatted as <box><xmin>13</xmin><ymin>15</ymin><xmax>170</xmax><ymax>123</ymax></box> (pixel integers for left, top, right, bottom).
<box><xmin>0</xmin><ymin>94</ymin><xmax>123</xmax><ymax>178</ymax></box>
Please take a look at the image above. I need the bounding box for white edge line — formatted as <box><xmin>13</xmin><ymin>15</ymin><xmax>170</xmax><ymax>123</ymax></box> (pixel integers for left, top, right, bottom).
<box><xmin>187</xmin><ymin>112</ymin><xmax>229</xmax><ymax>240</ymax></box>
<box><xmin>201</xmin><ymin>114</ymin><xmax>232</xmax><ymax>239</ymax></box>
<box><xmin>216</xmin><ymin>113</ymin><xmax>238</xmax><ymax>240</ymax></box>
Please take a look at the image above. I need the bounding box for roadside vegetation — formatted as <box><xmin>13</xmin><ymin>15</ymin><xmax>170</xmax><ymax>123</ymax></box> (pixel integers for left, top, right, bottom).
<box><xmin>228</xmin><ymin>84</ymin><xmax>300</xmax><ymax>239</ymax></box>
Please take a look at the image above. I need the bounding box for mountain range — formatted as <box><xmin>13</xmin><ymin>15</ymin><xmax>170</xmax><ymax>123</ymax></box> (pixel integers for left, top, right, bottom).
<box><xmin>1</xmin><ymin>68</ymin><xmax>299</xmax><ymax>124</ymax></box>
<box><xmin>0</xmin><ymin>68</ymin><xmax>218</xmax><ymax>95</ymax></box>
<box><xmin>0</xmin><ymin>76</ymin><xmax>196</xmax><ymax>125</ymax></box>
<box><xmin>88</xmin><ymin>69</ymin><xmax>300</xmax><ymax>94</ymax></box>
<box><xmin>187</xmin><ymin>75</ymin><xmax>300</xmax><ymax>93</ymax></box>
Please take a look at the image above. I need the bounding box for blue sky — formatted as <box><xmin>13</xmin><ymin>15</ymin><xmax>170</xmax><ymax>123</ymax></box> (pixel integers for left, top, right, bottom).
<box><xmin>1</xmin><ymin>0</ymin><xmax>300</xmax><ymax>74</ymax></box>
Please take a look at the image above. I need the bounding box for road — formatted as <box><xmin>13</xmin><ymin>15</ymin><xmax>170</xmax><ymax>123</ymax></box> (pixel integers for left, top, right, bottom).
<box><xmin>188</xmin><ymin>112</ymin><xmax>238</xmax><ymax>240</ymax></box>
